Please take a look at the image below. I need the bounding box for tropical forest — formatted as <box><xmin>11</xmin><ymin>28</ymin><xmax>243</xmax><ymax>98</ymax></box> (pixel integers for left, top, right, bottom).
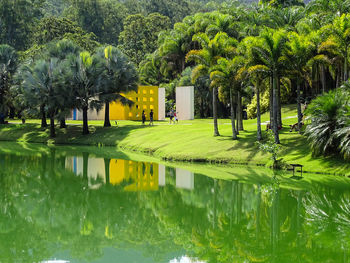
<box><xmin>0</xmin><ymin>0</ymin><xmax>350</xmax><ymax>262</ymax></box>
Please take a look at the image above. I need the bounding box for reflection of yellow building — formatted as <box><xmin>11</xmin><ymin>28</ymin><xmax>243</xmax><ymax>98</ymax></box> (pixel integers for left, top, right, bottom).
<box><xmin>110</xmin><ymin>86</ymin><xmax>159</xmax><ymax>121</ymax></box>
<box><xmin>109</xmin><ymin>159</ymin><xmax>159</xmax><ymax>191</ymax></box>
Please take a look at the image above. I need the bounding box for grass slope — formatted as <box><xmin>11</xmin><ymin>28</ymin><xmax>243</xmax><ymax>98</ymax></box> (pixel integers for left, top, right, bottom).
<box><xmin>0</xmin><ymin>104</ymin><xmax>349</xmax><ymax>175</ymax></box>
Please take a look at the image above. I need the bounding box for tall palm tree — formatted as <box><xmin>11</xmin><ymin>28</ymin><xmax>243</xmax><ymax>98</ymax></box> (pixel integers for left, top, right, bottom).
<box><xmin>210</xmin><ymin>57</ymin><xmax>243</xmax><ymax>140</ymax></box>
<box><xmin>96</xmin><ymin>45</ymin><xmax>139</xmax><ymax>127</ymax></box>
<box><xmin>249</xmin><ymin>29</ymin><xmax>288</xmax><ymax>143</ymax></box>
<box><xmin>186</xmin><ymin>32</ymin><xmax>236</xmax><ymax>136</ymax></box>
<box><xmin>66</xmin><ymin>51</ymin><xmax>105</xmax><ymax>135</ymax></box>
<box><xmin>0</xmin><ymin>45</ymin><xmax>17</xmax><ymax>124</ymax></box>
<box><xmin>285</xmin><ymin>32</ymin><xmax>315</xmax><ymax>133</ymax></box>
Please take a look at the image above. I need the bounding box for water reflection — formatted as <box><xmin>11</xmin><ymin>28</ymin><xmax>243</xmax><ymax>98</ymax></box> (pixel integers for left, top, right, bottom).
<box><xmin>65</xmin><ymin>155</ymin><xmax>194</xmax><ymax>191</ymax></box>
<box><xmin>0</xmin><ymin>149</ymin><xmax>350</xmax><ymax>263</ymax></box>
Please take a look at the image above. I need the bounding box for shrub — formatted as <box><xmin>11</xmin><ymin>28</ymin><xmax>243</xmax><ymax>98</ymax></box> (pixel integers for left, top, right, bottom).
<box><xmin>304</xmin><ymin>87</ymin><xmax>350</xmax><ymax>159</ymax></box>
<box><xmin>247</xmin><ymin>90</ymin><xmax>270</xmax><ymax>119</ymax></box>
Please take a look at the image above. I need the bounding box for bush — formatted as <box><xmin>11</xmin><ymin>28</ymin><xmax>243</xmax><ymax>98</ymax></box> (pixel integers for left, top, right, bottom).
<box><xmin>304</xmin><ymin>87</ymin><xmax>350</xmax><ymax>159</ymax></box>
<box><xmin>247</xmin><ymin>90</ymin><xmax>270</xmax><ymax>119</ymax></box>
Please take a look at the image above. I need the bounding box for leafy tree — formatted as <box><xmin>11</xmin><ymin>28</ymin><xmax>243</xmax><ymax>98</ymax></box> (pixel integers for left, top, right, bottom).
<box><xmin>142</xmin><ymin>0</ymin><xmax>192</xmax><ymax>24</ymax></box>
<box><xmin>31</xmin><ymin>17</ymin><xmax>99</xmax><ymax>53</ymax></box>
<box><xmin>96</xmin><ymin>46</ymin><xmax>139</xmax><ymax>127</ymax></box>
<box><xmin>0</xmin><ymin>0</ymin><xmax>44</xmax><ymax>50</ymax></box>
<box><xmin>118</xmin><ymin>13</ymin><xmax>171</xmax><ymax>65</ymax></box>
<box><xmin>0</xmin><ymin>45</ymin><xmax>18</xmax><ymax>124</ymax></box>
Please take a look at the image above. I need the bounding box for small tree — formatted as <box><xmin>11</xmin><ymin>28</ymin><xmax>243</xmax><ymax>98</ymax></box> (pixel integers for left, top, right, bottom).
<box><xmin>256</xmin><ymin>130</ymin><xmax>282</xmax><ymax>169</ymax></box>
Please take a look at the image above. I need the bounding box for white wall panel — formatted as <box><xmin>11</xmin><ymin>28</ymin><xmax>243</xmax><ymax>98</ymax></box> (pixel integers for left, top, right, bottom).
<box><xmin>176</xmin><ymin>86</ymin><xmax>194</xmax><ymax>120</ymax></box>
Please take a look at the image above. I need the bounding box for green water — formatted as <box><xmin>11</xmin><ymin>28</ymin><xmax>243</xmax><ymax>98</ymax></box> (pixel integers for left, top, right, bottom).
<box><xmin>1</xmin><ymin>143</ymin><xmax>350</xmax><ymax>263</ymax></box>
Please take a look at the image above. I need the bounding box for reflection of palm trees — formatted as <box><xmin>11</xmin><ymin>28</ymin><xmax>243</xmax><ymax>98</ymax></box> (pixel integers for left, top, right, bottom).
<box><xmin>104</xmin><ymin>158</ymin><xmax>110</xmax><ymax>185</ymax></box>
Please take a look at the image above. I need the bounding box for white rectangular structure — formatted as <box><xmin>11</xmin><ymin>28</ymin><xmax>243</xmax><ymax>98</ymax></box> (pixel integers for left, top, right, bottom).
<box><xmin>158</xmin><ymin>164</ymin><xmax>166</xmax><ymax>186</ymax></box>
<box><xmin>158</xmin><ymin>88</ymin><xmax>166</xmax><ymax>120</ymax></box>
<box><xmin>176</xmin><ymin>168</ymin><xmax>194</xmax><ymax>190</ymax></box>
<box><xmin>176</xmin><ymin>86</ymin><xmax>194</xmax><ymax>120</ymax></box>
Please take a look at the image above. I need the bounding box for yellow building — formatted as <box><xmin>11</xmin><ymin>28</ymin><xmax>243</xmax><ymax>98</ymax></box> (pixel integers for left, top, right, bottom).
<box><xmin>110</xmin><ymin>86</ymin><xmax>160</xmax><ymax>121</ymax></box>
<box><xmin>70</xmin><ymin>85</ymin><xmax>165</xmax><ymax>121</ymax></box>
<box><xmin>109</xmin><ymin>159</ymin><xmax>159</xmax><ymax>191</ymax></box>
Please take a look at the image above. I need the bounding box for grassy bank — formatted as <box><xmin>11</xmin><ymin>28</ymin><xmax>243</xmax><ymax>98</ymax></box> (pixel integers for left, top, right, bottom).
<box><xmin>1</xmin><ymin>105</ymin><xmax>349</xmax><ymax>175</ymax></box>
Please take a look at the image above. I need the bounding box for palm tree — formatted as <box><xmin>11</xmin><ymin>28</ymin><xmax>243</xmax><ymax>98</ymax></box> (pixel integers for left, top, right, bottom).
<box><xmin>319</xmin><ymin>14</ymin><xmax>350</xmax><ymax>83</ymax></box>
<box><xmin>210</xmin><ymin>57</ymin><xmax>242</xmax><ymax>140</ymax></box>
<box><xmin>158</xmin><ymin>21</ymin><xmax>194</xmax><ymax>79</ymax></box>
<box><xmin>248</xmin><ymin>29</ymin><xmax>288</xmax><ymax>143</ymax></box>
<box><xmin>20</xmin><ymin>59</ymin><xmax>66</xmax><ymax>137</ymax></box>
<box><xmin>186</xmin><ymin>32</ymin><xmax>236</xmax><ymax>136</ymax></box>
<box><xmin>96</xmin><ymin>45</ymin><xmax>139</xmax><ymax>127</ymax></box>
<box><xmin>46</xmin><ymin>39</ymin><xmax>81</xmax><ymax>128</ymax></box>
<box><xmin>285</xmin><ymin>32</ymin><xmax>315</xmax><ymax>133</ymax></box>
<box><xmin>66</xmin><ymin>52</ymin><xmax>105</xmax><ymax>135</ymax></box>
<box><xmin>0</xmin><ymin>45</ymin><xmax>17</xmax><ymax>124</ymax></box>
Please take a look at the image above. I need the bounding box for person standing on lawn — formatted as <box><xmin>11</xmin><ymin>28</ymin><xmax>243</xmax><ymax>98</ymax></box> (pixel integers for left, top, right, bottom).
<box><xmin>149</xmin><ymin>109</ymin><xmax>154</xmax><ymax>126</ymax></box>
<box><xmin>142</xmin><ymin>110</ymin><xmax>146</xmax><ymax>125</ymax></box>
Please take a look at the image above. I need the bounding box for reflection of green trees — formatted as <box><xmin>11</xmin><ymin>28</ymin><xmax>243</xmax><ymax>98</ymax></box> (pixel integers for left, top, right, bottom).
<box><xmin>0</xmin><ymin>151</ymin><xmax>350</xmax><ymax>262</ymax></box>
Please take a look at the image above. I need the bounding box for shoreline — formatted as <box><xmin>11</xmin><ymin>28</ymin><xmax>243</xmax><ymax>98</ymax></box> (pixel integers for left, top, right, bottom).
<box><xmin>1</xmin><ymin>115</ymin><xmax>349</xmax><ymax>176</ymax></box>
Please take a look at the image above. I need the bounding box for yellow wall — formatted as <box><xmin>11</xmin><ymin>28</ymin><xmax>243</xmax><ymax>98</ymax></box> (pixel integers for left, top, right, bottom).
<box><xmin>109</xmin><ymin>86</ymin><xmax>159</xmax><ymax>121</ymax></box>
<box><xmin>109</xmin><ymin>159</ymin><xmax>159</xmax><ymax>191</ymax></box>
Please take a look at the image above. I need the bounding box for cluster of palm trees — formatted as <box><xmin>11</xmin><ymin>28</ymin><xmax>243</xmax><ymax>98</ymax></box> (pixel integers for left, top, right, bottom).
<box><xmin>1</xmin><ymin>40</ymin><xmax>138</xmax><ymax>137</ymax></box>
<box><xmin>140</xmin><ymin>2</ymin><xmax>350</xmax><ymax>148</ymax></box>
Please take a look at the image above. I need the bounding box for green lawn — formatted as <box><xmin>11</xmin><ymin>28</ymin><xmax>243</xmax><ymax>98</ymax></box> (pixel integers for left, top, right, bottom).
<box><xmin>1</xmin><ymin>104</ymin><xmax>349</xmax><ymax>175</ymax></box>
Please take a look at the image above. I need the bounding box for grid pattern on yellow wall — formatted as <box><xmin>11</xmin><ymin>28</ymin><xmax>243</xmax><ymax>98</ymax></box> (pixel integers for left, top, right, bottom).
<box><xmin>109</xmin><ymin>86</ymin><xmax>159</xmax><ymax>121</ymax></box>
<box><xmin>109</xmin><ymin>159</ymin><xmax>159</xmax><ymax>191</ymax></box>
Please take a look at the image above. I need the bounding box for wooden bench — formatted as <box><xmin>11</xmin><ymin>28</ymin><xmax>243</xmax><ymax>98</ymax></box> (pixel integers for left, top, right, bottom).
<box><xmin>289</xmin><ymin>164</ymin><xmax>303</xmax><ymax>177</ymax></box>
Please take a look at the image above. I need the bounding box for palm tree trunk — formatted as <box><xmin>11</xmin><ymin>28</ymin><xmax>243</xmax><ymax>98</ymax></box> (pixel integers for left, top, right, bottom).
<box><xmin>83</xmin><ymin>152</ymin><xmax>89</xmax><ymax>180</ymax></box>
<box><xmin>104</xmin><ymin>158</ymin><xmax>110</xmax><ymax>185</ymax></box>
<box><xmin>230</xmin><ymin>87</ymin><xmax>237</xmax><ymax>140</ymax></box>
<box><xmin>321</xmin><ymin>64</ymin><xmax>326</xmax><ymax>93</ymax></box>
<box><xmin>269</xmin><ymin>77</ymin><xmax>273</xmax><ymax>128</ymax></box>
<box><xmin>237</xmin><ymin>91</ymin><xmax>243</xmax><ymax>131</ymax></box>
<box><xmin>213</xmin><ymin>87</ymin><xmax>220</xmax><ymax>136</ymax></box>
<box><xmin>49</xmin><ymin>115</ymin><xmax>55</xmax><ymax>138</ymax></box>
<box><xmin>40</xmin><ymin>104</ymin><xmax>47</xmax><ymax>128</ymax></box>
<box><xmin>273</xmin><ymin>71</ymin><xmax>280</xmax><ymax>144</ymax></box>
<box><xmin>297</xmin><ymin>81</ymin><xmax>302</xmax><ymax>134</ymax></box>
<box><xmin>344</xmin><ymin>53</ymin><xmax>348</xmax><ymax>81</ymax></box>
<box><xmin>277</xmin><ymin>77</ymin><xmax>282</xmax><ymax>128</ymax></box>
<box><xmin>83</xmin><ymin>106</ymin><xmax>89</xmax><ymax>135</ymax></box>
<box><xmin>104</xmin><ymin>102</ymin><xmax>111</xmax><ymax>127</ymax></box>
<box><xmin>60</xmin><ymin>118</ymin><xmax>66</xmax><ymax>128</ymax></box>
<box><xmin>256</xmin><ymin>83</ymin><xmax>262</xmax><ymax>141</ymax></box>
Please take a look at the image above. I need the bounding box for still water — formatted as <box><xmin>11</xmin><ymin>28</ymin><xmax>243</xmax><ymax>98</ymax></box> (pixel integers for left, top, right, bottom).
<box><xmin>1</xmin><ymin>143</ymin><xmax>350</xmax><ymax>263</ymax></box>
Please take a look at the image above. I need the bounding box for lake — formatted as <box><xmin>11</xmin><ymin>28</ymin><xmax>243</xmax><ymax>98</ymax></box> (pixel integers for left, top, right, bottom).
<box><xmin>1</xmin><ymin>142</ymin><xmax>350</xmax><ymax>263</ymax></box>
